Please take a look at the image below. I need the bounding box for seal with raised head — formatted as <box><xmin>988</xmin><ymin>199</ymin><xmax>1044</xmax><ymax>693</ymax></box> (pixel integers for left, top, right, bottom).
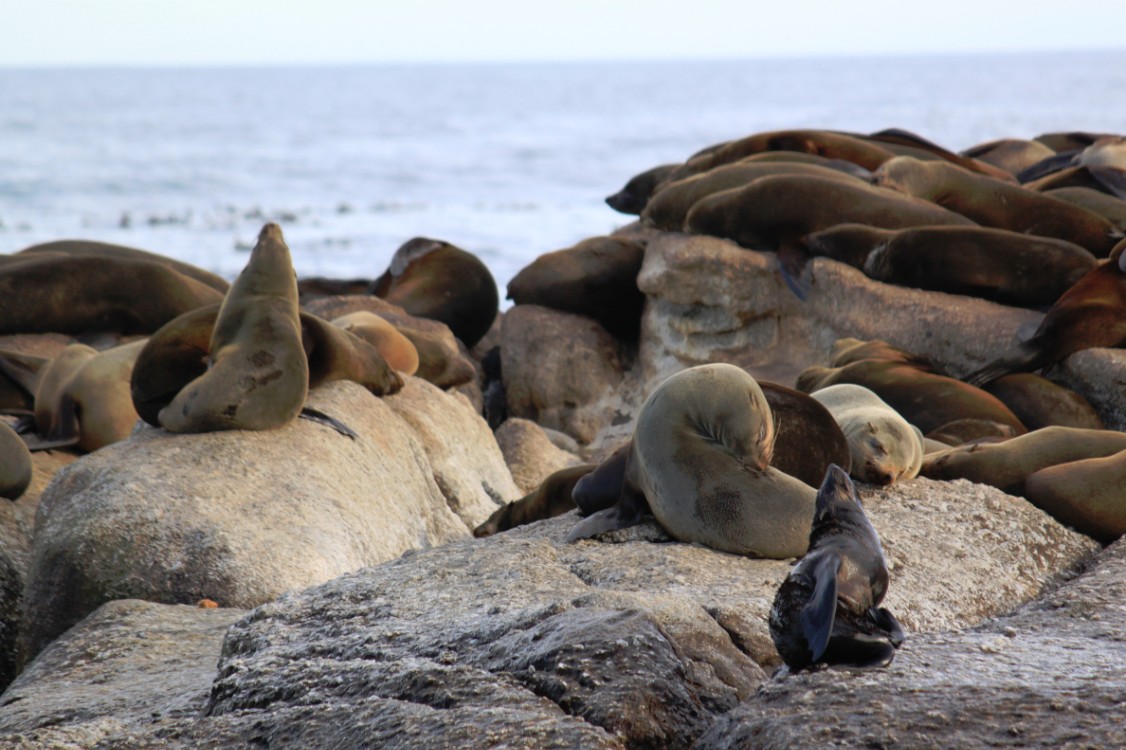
<box><xmin>965</xmin><ymin>239</ymin><xmax>1126</xmax><ymax>386</ymax></box>
<box><xmin>158</xmin><ymin>223</ymin><xmax>309</xmax><ymax>433</ymax></box>
<box><xmin>567</xmin><ymin>363</ymin><xmax>816</xmax><ymax>558</ymax></box>
<box><xmin>810</xmin><ymin>384</ymin><xmax>924</xmax><ymax>486</ymax></box>
<box><xmin>769</xmin><ymin>464</ymin><xmax>905</xmax><ymax>673</ymax></box>
<box><xmin>372</xmin><ymin>237</ymin><xmax>499</xmax><ymax>348</ymax></box>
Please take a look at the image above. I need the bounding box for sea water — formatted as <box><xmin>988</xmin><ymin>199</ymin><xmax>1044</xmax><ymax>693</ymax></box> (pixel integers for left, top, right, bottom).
<box><xmin>2</xmin><ymin>51</ymin><xmax>1124</xmax><ymax>295</ymax></box>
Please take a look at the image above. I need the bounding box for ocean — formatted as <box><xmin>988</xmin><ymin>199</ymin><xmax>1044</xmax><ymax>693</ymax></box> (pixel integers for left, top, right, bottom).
<box><xmin>2</xmin><ymin>51</ymin><xmax>1124</xmax><ymax>298</ymax></box>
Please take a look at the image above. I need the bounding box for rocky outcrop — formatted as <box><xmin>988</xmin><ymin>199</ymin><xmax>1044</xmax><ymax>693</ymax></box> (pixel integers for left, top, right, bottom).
<box><xmin>18</xmin><ymin>378</ymin><xmax>519</xmax><ymax>665</ymax></box>
<box><xmin>500</xmin><ymin>305</ymin><xmax>633</xmax><ymax>445</ymax></box>
<box><xmin>1055</xmin><ymin>348</ymin><xmax>1126</xmax><ymax>431</ymax></box>
<box><xmin>0</xmin><ymin>476</ymin><xmax>1097</xmax><ymax>748</ymax></box>
<box><xmin>494</xmin><ymin>418</ymin><xmax>583</xmax><ymax>494</ymax></box>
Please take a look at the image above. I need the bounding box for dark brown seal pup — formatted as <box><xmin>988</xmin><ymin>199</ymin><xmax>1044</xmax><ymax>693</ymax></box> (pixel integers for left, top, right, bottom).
<box><xmin>605</xmin><ymin>163</ymin><xmax>680</xmax><ymax>215</ymax></box>
<box><xmin>769</xmin><ymin>464</ymin><xmax>905</xmax><ymax>673</ymax></box>
<box><xmin>506</xmin><ymin>236</ymin><xmax>646</xmax><ymax>341</ymax></box>
<box><xmin>966</xmin><ymin>239</ymin><xmax>1126</xmax><ymax>386</ymax></box>
<box><xmin>873</xmin><ymin>156</ymin><xmax>1122</xmax><ymax>256</ymax></box>
<box><xmin>0</xmin><ymin>254</ymin><xmax>225</xmax><ymax>336</ymax></box>
<box><xmin>473</xmin><ymin>463</ymin><xmax>595</xmax><ymax>537</ymax></box>
<box><xmin>372</xmin><ymin>237</ymin><xmax>498</xmax><ymax>348</ymax></box>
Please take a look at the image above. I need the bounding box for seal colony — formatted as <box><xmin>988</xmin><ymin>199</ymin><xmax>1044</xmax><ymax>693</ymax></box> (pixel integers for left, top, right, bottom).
<box><xmin>2</xmin><ymin>123</ymin><xmax>1125</xmax><ymax>686</ymax></box>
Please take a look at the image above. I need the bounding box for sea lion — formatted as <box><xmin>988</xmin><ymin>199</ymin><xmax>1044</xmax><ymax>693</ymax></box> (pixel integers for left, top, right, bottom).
<box><xmin>158</xmin><ymin>223</ymin><xmax>309</xmax><ymax>433</ymax></box>
<box><xmin>797</xmin><ymin>359</ymin><xmax>1026</xmax><ymax>437</ymax></box>
<box><xmin>1033</xmin><ymin>131</ymin><xmax>1118</xmax><ymax>153</ymax></box>
<box><xmin>1024</xmin><ymin>449</ymin><xmax>1126</xmax><ymax>544</ymax></box>
<box><xmin>828</xmin><ymin>337</ymin><xmax>936</xmax><ymax>372</ymax></box>
<box><xmin>0</xmin><ymin>420</ymin><xmax>32</xmax><ymax>500</ymax></box>
<box><xmin>604</xmin><ymin>163</ymin><xmax>680</xmax><ymax>215</ymax></box>
<box><xmin>642</xmin><ymin>161</ymin><xmax>864</xmax><ymax>232</ymax></box>
<box><xmin>872</xmin><ymin>156</ymin><xmax>1122</xmax><ymax>256</ymax></box>
<box><xmin>1046</xmin><ymin>187</ymin><xmax>1126</xmax><ymax>233</ymax></box>
<box><xmin>983</xmin><ymin>373</ymin><xmax>1104</xmax><ymax>431</ymax></box>
<box><xmin>769</xmin><ymin>464</ymin><xmax>905</xmax><ymax>673</ymax></box>
<box><xmin>1020</xmin><ymin>137</ymin><xmax>1126</xmax><ymax>198</ymax></box>
<box><xmin>330</xmin><ymin>311</ymin><xmax>419</xmax><ymax>375</ymax></box>
<box><xmin>810</xmin><ymin>384</ymin><xmax>924</xmax><ymax>485</ymax></box>
<box><xmin>0</xmin><ymin>254</ymin><xmax>225</xmax><ymax>336</ymax></box>
<box><xmin>567</xmin><ymin>364</ymin><xmax>816</xmax><ymax>558</ymax></box>
<box><xmin>506</xmin><ymin>236</ymin><xmax>647</xmax><ymax>341</ymax></box>
<box><xmin>923</xmin><ymin>418</ymin><xmax>1020</xmax><ymax>447</ymax></box>
<box><xmin>920</xmin><ymin>426</ymin><xmax>1126</xmax><ymax>496</ymax></box>
<box><xmin>132</xmin><ymin>303</ymin><xmax>403</xmax><ymax>428</ymax></box>
<box><xmin>16</xmin><ymin>239</ymin><xmax>229</xmax><ymax>293</ymax></box>
<box><xmin>960</xmin><ymin>137</ymin><xmax>1057</xmax><ymax>177</ymax></box>
<box><xmin>865</xmin><ymin>127</ymin><xmax>1016</xmax><ymax>182</ymax></box>
<box><xmin>683</xmin><ymin>174</ymin><xmax>976</xmax><ymax>255</ymax></box>
<box><xmin>372</xmin><ymin>237</ymin><xmax>499</xmax><ymax>348</ymax></box>
<box><xmin>473</xmin><ymin>463</ymin><xmax>595</xmax><ymax>537</ymax></box>
<box><xmin>965</xmin><ymin>240</ymin><xmax>1126</xmax><ymax>386</ymax></box>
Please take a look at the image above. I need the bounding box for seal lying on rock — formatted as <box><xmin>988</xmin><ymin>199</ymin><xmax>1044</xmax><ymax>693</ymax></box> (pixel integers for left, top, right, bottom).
<box><xmin>769</xmin><ymin>464</ymin><xmax>905</xmax><ymax>673</ymax></box>
<box><xmin>810</xmin><ymin>384</ymin><xmax>924</xmax><ymax>486</ymax></box>
<box><xmin>567</xmin><ymin>363</ymin><xmax>816</xmax><ymax>558</ymax></box>
<box><xmin>0</xmin><ymin>420</ymin><xmax>32</xmax><ymax>500</ymax></box>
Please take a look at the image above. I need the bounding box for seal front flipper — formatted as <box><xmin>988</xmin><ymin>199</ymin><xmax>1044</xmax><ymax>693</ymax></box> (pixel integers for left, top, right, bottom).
<box><xmin>298</xmin><ymin>406</ymin><xmax>357</xmax><ymax>439</ymax></box>
<box><xmin>872</xmin><ymin>606</ymin><xmax>906</xmax><ymax>647</ymax></box>
<box><xmin>799</xmin><ymin>551</ymin><xmax>841</xmax><ymax>663</ymax></box>
<box><xmin>823</xmin><ymin>632</ymin><xmax>897</xmax><ymax>670</ymax></box>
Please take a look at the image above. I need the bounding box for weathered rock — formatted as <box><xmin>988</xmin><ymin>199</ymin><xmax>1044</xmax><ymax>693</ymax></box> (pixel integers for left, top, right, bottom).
<box><xmin>494</xmin><ymin>418</ymin><xmax>583</xmax><ymax>494</ymax></box>
<box><xmin>1054</xmin><ymin>348</ymin><xmax>1126</xmax><ymax>431</ymax></box>
<box><xmin>19</xmin><ymin>378</ymin><xmax>518</xmax><ymax>665</ymax></box>
<box><xmin>694</xmin><ymin>536</ymin><xmax>1126</xmax><ymax>750</ymax></box>
<box><xmin>637</xmin><ymin>232</ymin><xmax>1041</xmax><ymax>389</ymax></box>
<box><xmin>0</xmin><ymin>600</ymin><xmax>245</xmax><ymax>744</ymax></box>
<box><xmin>501</xmin><ymin>305</ymin><xmax>631</xmax><ymax>444</ymax></box>
<box><xmin>0</xmin><ymin>452</ymin><xmax>78</xmax><ymax>692</ymax></box>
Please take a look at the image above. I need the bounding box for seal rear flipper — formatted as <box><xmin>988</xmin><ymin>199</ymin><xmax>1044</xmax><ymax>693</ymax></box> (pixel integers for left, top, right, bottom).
<box><xmin>0</xmin><ymin>350</ymin><xmax>47</xmax><ymax>396</ymax></box>
<box><xmin>299</xmin><ymin>406</ymin><xmax>357</xmax><ymax>439</ymax></box>
<box><xmin>572</xmin><ymin>442</ymin><xmax>630</xmax><ymax>514</ymax></box>
<box><xmin>822</xmin><ymin>633</ymin><xmax>897</xmax><ymax>670</ymax></box>
<box><xmin>564</xmin><ymin>505</ymin><xmax>643</xmax><ymax>542</ymax></box>
<box><xmin>872</xmin><ymin>606</ymin><xmax>906</xmax><ymax>648</ymax></box>
<box><xmin>964</xmin><ymin>345</ymin><xmax>1045</xmax><ymax>388</ymax></box>
<box><xmin>799</xmin><ymin>552</ymin><xmax>842</xmax><ymax>663</ymax></box>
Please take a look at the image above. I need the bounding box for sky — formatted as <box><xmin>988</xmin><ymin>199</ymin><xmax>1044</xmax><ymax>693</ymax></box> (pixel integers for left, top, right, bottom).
<box><xmin>2</xmin><ymin>0</ymin><xmax>1124</xmax><ymax>67</ymax></box>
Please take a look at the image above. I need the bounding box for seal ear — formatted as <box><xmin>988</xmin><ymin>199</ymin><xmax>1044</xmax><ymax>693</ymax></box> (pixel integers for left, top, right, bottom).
<box><xmin>799</xmin><ymin>552</ymin><xmax>841</xmax><ymax>663</ymax></box>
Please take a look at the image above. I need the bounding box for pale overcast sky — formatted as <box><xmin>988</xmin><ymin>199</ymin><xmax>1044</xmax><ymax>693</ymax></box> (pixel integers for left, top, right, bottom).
<box><xmin>2</xmin><ymin>0</ymin><xmax>1124</xmax><ymax>66</ymax></box>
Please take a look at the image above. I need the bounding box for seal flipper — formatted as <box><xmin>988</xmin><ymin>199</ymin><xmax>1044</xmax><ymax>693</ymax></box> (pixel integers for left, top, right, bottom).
<box><xmin>872</xmin><ymin>606</ymin><xmax>906</xmax><ymax>648</ymax></box>
<box><xmin>1088</xmin><ymin>165</ymin><xmax>1126</xmax><ymax>201</ymax></box>
<box><xmin>565</xmin><ymin>482</ymin><xmax>649</xmax><ymax>543</ymax></box>
<box><xmin>799</xmin><ymin>551</ymin><xmax>841</xmax><ymax>663</ymax></box>
<box><xmin>777</xmin><ymin>239</ymin><xmax>813</xmax><ymax>300</ymax></box>
<box><xmin>822</xmin><ymin>633</ymin><xmax>897</xmax><ymax>670</ymax></box>
<box><xmin>572</xmin><ymin>442</ymin><xmax>629</xmax><ymax>514</ymax></box>
<box><xmin>299</xmin><ymin>406</ymin><xmax>357</xmax><ymax>439</ymax></box>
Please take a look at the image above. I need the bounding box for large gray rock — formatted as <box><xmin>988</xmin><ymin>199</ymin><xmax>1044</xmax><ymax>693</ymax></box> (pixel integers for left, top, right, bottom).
<box><xmin>19</xmin><ymin>378</ymin><xmax>519</xmax><ymax>665</ymax></box>
<box><xmin>0</xmin><ymin>599</ymin><xmax>245</xmax><ymax>746</ymax></box>
<box><xmin>1055</xmin><ymin>348</ymin><xmax>1126</xmax><ymax>431</ymax></box>
<box><xmin>501</xmin><ymin>304</ymin><xmax>630</xmax><ymax>445</ymax></box>
<box><xmin>0</xmin><ymin>451</ymin><xmax>78</xmax><ymax>693</ymax></box>
<box><xmin>695</xmin><ymin>535</ymin><xmax>1126</xmax><ymax>749</ymax></box>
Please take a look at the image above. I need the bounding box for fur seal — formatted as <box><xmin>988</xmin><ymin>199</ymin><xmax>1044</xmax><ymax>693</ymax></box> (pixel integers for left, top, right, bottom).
<box><xmin>1020</xmin><ymin>137</ymin><xmax>1126</xmax><ymax>198</ymax></box>
<box><xmin>797</xmin><ymin>359</ymin><xmax>1026</xmax><ymax>437</ymax></box>
<box><xmin>965</xmin><ymin>240</ymin><xmax>1126</xmax><ymax>386</ymax></box>
<box><xmin>568</xmin><ymin>364</ymin><xmax>816</xmax><ymax>558</ymax></box>
<box><xmin>923</xmin><ymin>418</ymin><xmax>1020</xmax><ymax>447</ymax></box>
<box><xmin>873</xmin><ymin>156</ymin><xmax>1122</xmax><ymax>256</ymax></box>
<box><xmin>372</xmin><ymin>237</ymin><xmax>498</xmax><ymax>348</ymax></box>
<box><xmin>864</xmin><ymin>127</ymin><xmax>1016</xmax><ymax>181</ymax></box>
<box><xmin>642</xmin><ymin>160</ymin><xmax>864</xmax><ymax>232</ymax></box>
<box><xmin>605</xmin><ymin>163</ymin><xmax>680</xmax><ymax>215</ymax></box>
<box><xmin>1046</xmin><ymin>187</ymin><xmax>1126</xmax><ymax>233</ymax></box>
<box><xmin>769</xmin><ymin>464</ymin><xmax>905</xmax><ymax>673</ymax></box>
<box><xmin>506</xmin><ymin>236</ymin><xmax>647</xmax><ymax>341</ymax></box>
<box><xmin>1024</xmin><ymin>449</ymin><xmax>1126</xmax><ymax>544</ymax></box>
<box><xmin>0</xmin><ymin>254</ymin><xmax>225</xmax><ymax>336</ymax></box>
<box><xmin>810</xmin><ymin>384</ymin><xmax>924</xmax><ymax>485</ymax></box>
<box><xmin>0</xmin><ymin>420</ymin><xmax>32</xmax><ymax>500</ymax></box>
<box><xmin>15</xmin><ymin>239</ymin><xmax>229</xmax><ymax>293</ymax></box>
<box><xmin>329</xmin><ymin>312</ymin><xmax>419</xmax><ymax>375</ymax></box>
<box><xmin>920</xmin><ymin>426</ymin><xmax>1126</xmax><ymax>496</ymax></box>
<box><xmin>158</xmin><ymin>223</ymin><xmax>309</xmax><ymax>433</ymax></box>
<box><xmin>473</xmin><ymin>463</ymin><xmax>595</xmax><ymax>537</ymax></box>
<box><xmin>828</xmin><ymin>337</ymin><xmax>936</xmax><ymax>371</ymax></box>
<box><xmin>983</xmin><ymin>373</ymin><xmax>1104</xmax><ymax>431</ymax></box>
<box><xmin>684</xmin><ymin>173</ymin><xmax>976</xmax><ymax>254</ymax></box>
<box><xmin>960</xmin><ymin>138</ymin><xmax>1057</xmax><ymax>177</ymax></box>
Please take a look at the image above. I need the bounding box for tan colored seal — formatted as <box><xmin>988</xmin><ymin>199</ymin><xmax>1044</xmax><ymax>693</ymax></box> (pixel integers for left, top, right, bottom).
<box><xmin>330</xmin><ymin>311</ymin><xmax>419</xmax><ymax>375</ymax></box>
<box><xmin>159</xmin><ymin>223</ymin><xmax>309</xmax><ymax>433</ymax></box>
<box><xmin>809</xmin><ymin>384</ymin><xmax>924</xmax><ymax>485</ymax></box>
<box><xmin>1024</xmin><ymin>449</ymin><xmax>1126</xmax><ymax>544</ymax></box>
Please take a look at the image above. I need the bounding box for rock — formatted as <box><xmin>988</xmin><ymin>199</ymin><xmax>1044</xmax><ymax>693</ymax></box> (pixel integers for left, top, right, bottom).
<box><xmin>694</xmin><ymin>536</ymin><xmax>1126</xmax><ymax>749</ymax></box>
<box><xmin>0</xmin><ymin>600</ymin><xmax>245</xmax><ymax>744</ymax></box>
<box><xmin>19</xmin><ymin>378</ymin><xmax>519</xmax><ymax>665</ymax></box>
<box><xmin>0</xmin><ymin>452</ymin><xmax>78</xmax><ymax>692</ymax></box>
<box><xmin>501</xmin><ymin>305</ymin><xmax>631</xmax><ymax>444</ymax></box>
<box><xmin>494</xmin><ymin>418</ymin><xmax>583</xmax><ymax>494</ymax></box>
<box><xmin>1054</xmin><ymin>348</ymin><xmax>1126</xmax><ymax>431</ymax></box>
